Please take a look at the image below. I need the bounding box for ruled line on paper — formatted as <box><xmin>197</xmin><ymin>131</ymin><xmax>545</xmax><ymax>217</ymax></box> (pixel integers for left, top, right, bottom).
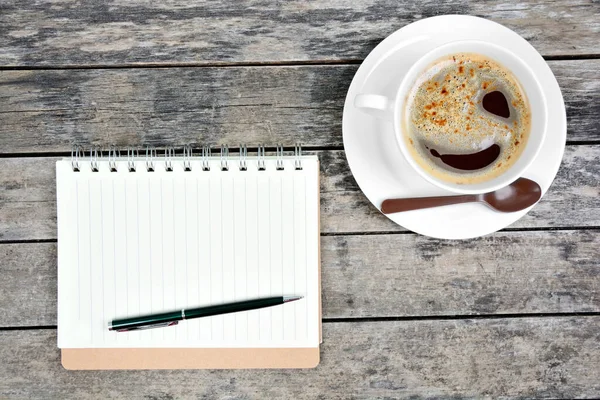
<box><xmin>148</xmin><ymin>178</ymin><xmax>153</xmax><ymax>341</ymax></box>
<box><xmin>184</xmin><ymin>179</ymin><xmax>189</xmax><ymax>341</ymax></box>
<box><xmin>172</xmin><ymin>178</ymin><xmax>177</xmax><ymax>341</ymax></box>
<box><xmin>257</xmin><ymin>175</ymin><xmax>260</xmax><ymax>341</ymax></box>
<box><xmin>124</xmin><ymin>179</ymin><xmax>129</xmax><ymax>319</ymax></box>
<box><xmin>221</xmin><ymin>180</ymin><xmax>224</xmax><ymax>337</ymax></box>
<box><xmin>305</xmin><ymin>174</ymin><xmax>308</xmax><ymax>339</ymax></box>
<box><xmin>269</xmin><ymin>176</ymin><xmax>272</xmax><ymax>341</ymax></box>
<box><xmin>100</xmin><ymin>181</ymin><xmax>105</xmax><ymax>343</ymax></box>
<box><xmin>137</xmin><ymin>180</ymin><xmax>141</xmax><ymax>320</ymax></box>
<box><xmin>245</xmin><ymin>177</ymin><xmax>248</xmax><ymax>339</ymax></box>
<box><xmin>280</xmin><ymin>174</ymin><xmax>284</xmax><ymax>340</ymax></box>
<box><xmin>232</xmin><ymin>177</ymin><xmax>236</xmax><ymax>340</ymax></box>
<box><xmin>76</xmin><ymin>180</ymin><xmax>80</xmax><ymax>320</ymax></box>
<box><xmin>160</xmin><ymin>178</ymin><xmax>165</xmax><ymax>341</ymax></box>
<box><xmin>88</xmin><ymin>181</ymin><xmax>92</xmax><ymax>342</ymax></box>
<box><xmin>112</xmin><ymin>180</ymin><xmax>117</xmax><ymax>331</ymax></box>
<box><xmin>293</xmin><ymin>177</ymin><xmax>296</xmax><ymax>340</ymax></box>
<box><xmin>208</xmin><ymin>178</ymin><xmax>213</xmax><ymax>340</ymax></box>
<box><xmin>124</xmin><ymin>179</ymin><xmax>129</xmax><ymax>343</ymax></box>
<box><xmin>197</xmin><ymin>178</ymin><xmax>201</xmax><ymax>340</ymax></box>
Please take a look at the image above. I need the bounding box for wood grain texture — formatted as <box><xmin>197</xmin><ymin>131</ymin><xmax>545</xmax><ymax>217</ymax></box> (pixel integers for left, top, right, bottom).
<box><xmin>0</xmin><ymin>244</ymin><xmax>56</xmax><ymax>328</ymax></box>
<box><xmin>2</xmin><ymin>230</ymin><xmax>599</xmax><ymax>326</ymax></box>
<box><xmin>1</xmin><ymin>146</ymin><xmax>598</xmax><ymax>241</ymax></box>
<box><xmin>0</xmin><ymin>61</ymin><xmax>598</xmax><ymax>154</ymax></box>
<box><xmin>1</xmin><ymin>318</ymin><xmax>599</xmax><ymax>398</ymax></box>
<box><xmin>322</xmin><ymin>230</ymin><xmax>600</xmax><ymax>318</ymax></box>
<box><xmin>1</xmin><ymin>0</ymin><xmax>599</xmax><ymax>67</ymax></box>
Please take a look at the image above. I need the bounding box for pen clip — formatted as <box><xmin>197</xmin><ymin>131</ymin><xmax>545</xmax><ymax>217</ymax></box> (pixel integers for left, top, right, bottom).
<box><xmin>111</xmin><ymin>320</ymin><xmax>179</xmax><ymax>332</ymax></box>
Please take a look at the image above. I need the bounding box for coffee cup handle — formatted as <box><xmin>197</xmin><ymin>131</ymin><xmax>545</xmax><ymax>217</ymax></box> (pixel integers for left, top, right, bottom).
<box><xmin>354</xmin><ymin>94</ymin><xmax>393</xmax><ymax>119</ymax></box>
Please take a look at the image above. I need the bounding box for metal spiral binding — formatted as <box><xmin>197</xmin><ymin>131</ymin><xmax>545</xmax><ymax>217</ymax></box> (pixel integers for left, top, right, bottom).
<box><xmin>90</xmin><ymin>146</ymin><xmax>100</xmax><ymax>172</ymax></box>
<box><xmin>257</xmin><ymin>145</ymin><xmax>266</xmax><ymax>171</ymax></box>
<box><xmin>220</xmin><ymin>145</ymin><xmax>229</xmax><ymax>171</ymax></box>
<box><xmin>202</xmin><ymin>146</ymin><xmax>211</xmax><ymax>171</ymax></box>
<box><xmin>276</xmin><ymin>144</ymin><xmax>284</xmax><ymax>170</ymax></box>
<box><xmin>164</xmin><ymin>147</ymin><xmax>175</xmax><ymax>171</ymax></box>
<box><xmin>108</xmin><ymin>146</ymin><xmax>120</xmax><ymax>172</ymax></box>
<box><xmin>127</xmin><ymin>147</ymin><xmax>138</xmax><ymax>172</ymax></box>
<box><xmin>68</xmin><ymin>144</ymin><xmax>303</xmax><ymax>172</ymax></box>
<box><xmin>239</xmin><ymin>144</ymin><xmax>248</xmax><ymax>171</ymax></box>
<box><xmin>294</xmin><ymin>143</ymin><xmax>303</xmax><ymax>170</ymax></box>
<box><xmin>146</xmin><ymin>146</ymin><xmax>157</xmax><ymax>172</ymax></box>
<box><xmin>71</xmin><ymin>145</ymin><xmax>83</xmax><ymax>172</ymax></box>
<box><xmin>183</xmin><ymin>145</ymin><xmax>192</xmax><ymax>171</ymax></box>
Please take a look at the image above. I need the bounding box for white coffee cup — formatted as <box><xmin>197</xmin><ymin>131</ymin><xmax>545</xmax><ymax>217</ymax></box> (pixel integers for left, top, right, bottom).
<box><xmin>354</xmin><ymin>40</ymin><xmax>547</xmax><ymax>194</ymax></box>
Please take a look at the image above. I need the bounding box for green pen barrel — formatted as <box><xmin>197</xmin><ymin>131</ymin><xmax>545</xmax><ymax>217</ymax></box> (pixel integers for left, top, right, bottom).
<box><xmin>185</xmin><ymin>297</ymin><xmax>283</xmax><ymax>319</ymax></box>
<box><xmin>110</xmin><ymin>310</ymin><xmax>182</xmax><ymax>331</ymax></box>
<box><xmin>110</xmin><ymin>297</ymin><xmax>286</xmax><ymax>331</ymax></box>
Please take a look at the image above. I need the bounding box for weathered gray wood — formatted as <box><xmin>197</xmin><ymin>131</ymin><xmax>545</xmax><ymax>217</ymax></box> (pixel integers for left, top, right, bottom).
<box><xmin>1</xmin><ymin>0</ymin><xmax>599</xmax><ymax>67</ymax></box>
<box><xmin>323</xmin><ymin>230</ymin><xmax>600</xmax><ymax>318</ymax></box>
<box><xmin>0</xmin><ymin>66</ymin><xmax>352</xmax><ymax>152</ymax></box>
<box><xmin>0</xmin><ymin>61</ymin><xmax>598</xmax><ymax>154</ymax></box>
<box><xmin>0</xmin><ymin>244</ymin><xmax>56</xmax><ymax>327</ymax></box>
<box><xmin>2</xmin><ymin>230</ymin><xmax>599</xmax><ymax>326</ymax></box>
<box><xmin>1</xmin><ymin>318</ymin><xmax>599</xmax><ymax>398</ymax></box>
<box><xmin>1</xmin><ymin>146</ymin><xmax>598</xmax><ymax>241</ymax></box>
<box><xmin>0</xmin><ymin>156</ymin><xmax>57</xmax><ymax>241</ymax></box>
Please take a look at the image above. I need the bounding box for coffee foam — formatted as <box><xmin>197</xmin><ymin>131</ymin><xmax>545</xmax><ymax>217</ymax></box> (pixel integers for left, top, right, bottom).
<box><xmin>402</xmin><ymin>52</ymin><xmax>531</xmax><ymax>184</ymax></box>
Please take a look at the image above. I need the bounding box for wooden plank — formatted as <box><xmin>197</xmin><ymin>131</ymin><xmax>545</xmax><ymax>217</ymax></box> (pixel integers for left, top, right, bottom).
<box><xmin>0</xmin><ymin>61</ymin><xmax>598</xmax><ymax>154</ymax></box>
<box><xmin>1</xmin><ymin>318</ymin><xmax>599</xmax><ymax>398</ymax></box>
<box><xmin>1</xmin><ymin>146</ymin><xmax>598</xmax><ymax>241</ymax></box>
<box><xmin>322</xmin><ymin>230</ymin><xmax>600</xmax><ymax>318</ymax></box>
<box><xmin>1</xmin><ymin>1</ymin><xmax>599</xmax><ymax>67</ymax></box>
<box><xmin>2</xmin><ymin>230</ymin><xmax>599</xmax><ymax>326</ymax></box>
<box><xmin>0</xmin><ymin>66</ymin><xmax>353</xmax><ymax>152</ymax></box>
<box><xmin>0</xmin><ymin>244</ymin><xmax>56</xmax><ymax>328</ymax></box>
<box><xmin>0</xmin><ymin>157</ymin><xmax>57</xmax><ymax>241</ymax></box>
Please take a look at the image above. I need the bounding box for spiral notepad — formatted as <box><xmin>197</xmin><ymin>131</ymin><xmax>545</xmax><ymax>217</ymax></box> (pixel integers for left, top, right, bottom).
<box><xmin>56</xmin><ymin>145</ymin><xmax>321</xmax><ymax>369</ymax></box>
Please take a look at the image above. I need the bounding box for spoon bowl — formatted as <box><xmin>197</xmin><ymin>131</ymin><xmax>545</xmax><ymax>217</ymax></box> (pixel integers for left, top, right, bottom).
<box><xmin>480</xmin><ymin>178</ymin><xmax>542</xmax><ymax>212</ymax></box>
<box><xmin>381</xmin><ymin>178</ymin><xmax>542</xmax><ymax>214</ymax></box>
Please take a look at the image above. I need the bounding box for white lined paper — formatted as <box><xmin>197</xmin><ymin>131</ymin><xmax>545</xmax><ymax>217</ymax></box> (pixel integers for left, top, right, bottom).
<box><xmin>56</xmin><ymin>157</ymin><xmax>319</xmax><ymax>348</ymax></box>
<box><xmin>256</xmin><ymin>174</ymin><xmax>271</xmax><ymax>342</ymax></box>
<box><xmin>89</xmin><ymin>178</ymin><xmax>104</xmax><ymax>343</ymax></box>
<box><xmin>113</xmin><ymin>178</ymin><xmax>127</xmax><ymax>344</ymax></box>
<box><xmin>197</xmin><ymin>177</ymin><xmax>212</xmax><ymax>340</ymax></box>
<box><xmin>136</xmin><ymin>176</ymin><xmax>153</xmax><ymax>343</ymax></box>
<box><xmin>221</xmin><ymin>175</ymin><xmax>236</xmax><ymax>341</ymax></box>
<box><xmin>125</xmin><ymin>176</ymin><xmax>140</xmax><ymax>321</ymax></box>
<box><xmin>233</xmin><ymin>176</ymin><xmax>248</xmax><ymax>340</ymax></box>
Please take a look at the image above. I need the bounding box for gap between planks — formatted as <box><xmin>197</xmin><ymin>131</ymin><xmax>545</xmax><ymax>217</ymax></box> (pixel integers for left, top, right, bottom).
<box><xmin>0</xmin><ymin>142</ymin><xmax>596</xmax><ymax>159</ymax></box>
<box><xmin>0</xmin><ymin>146</ymin><xmax>346</xmax><ymax>159</ymax></box>
<box><xmin>0</xmin><ymin>54</ymin><xmax>599</xmax><ymax>71</ymax></box>
<box><xmin>2</xmin><ymin>312</ymin><xmax>600</xmax><ymax>331</ymax></box>
<box><xmin>321</xmin><ymin>226</ymin><xmax>600</xmax><ymax>236</ymax></box>
<box><xmin>2</xmin><ymin>226</ymin><xmax>600</xmax><ymax>245</ymax></box>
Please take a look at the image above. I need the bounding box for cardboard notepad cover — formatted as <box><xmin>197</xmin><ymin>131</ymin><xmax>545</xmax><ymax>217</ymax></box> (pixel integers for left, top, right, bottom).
<box><xmin>57</xmin><ymin>158</ymin><xmax>322</xmax><ymax>369</ymax></box>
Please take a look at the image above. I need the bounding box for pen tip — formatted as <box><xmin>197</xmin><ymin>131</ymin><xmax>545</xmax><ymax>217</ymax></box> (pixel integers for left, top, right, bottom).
<box><xmin>283</xmin><ymin>296</ymin><xmax>303</xmax><ymax>303</ymax></box>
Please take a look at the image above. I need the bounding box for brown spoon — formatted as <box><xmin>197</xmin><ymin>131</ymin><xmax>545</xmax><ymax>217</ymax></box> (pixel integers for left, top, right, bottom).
<box><xmin>381</xmin><ymin>178</ymin><xmax>542</xmax><ymax>214</ymax></box>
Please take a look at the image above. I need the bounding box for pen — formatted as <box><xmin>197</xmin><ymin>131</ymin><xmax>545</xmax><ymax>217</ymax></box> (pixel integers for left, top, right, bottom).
<box><xmin>108</xmin><ymin>296</ymin><xmax>303</xmax><ymax>332</ymax></box>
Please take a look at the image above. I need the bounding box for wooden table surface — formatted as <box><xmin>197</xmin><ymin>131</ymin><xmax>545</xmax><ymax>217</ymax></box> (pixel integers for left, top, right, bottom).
<box><xmin>1</xmin><ymin>1</ymin><xmax>599</xmax><ymax>398</ymax></box>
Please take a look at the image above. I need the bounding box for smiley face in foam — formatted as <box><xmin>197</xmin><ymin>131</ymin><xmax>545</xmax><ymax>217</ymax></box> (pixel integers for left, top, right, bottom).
<box><xmin>402</xmin><ymin>52</ymin><xmax>531</xmax><ymax>185</ymax></box>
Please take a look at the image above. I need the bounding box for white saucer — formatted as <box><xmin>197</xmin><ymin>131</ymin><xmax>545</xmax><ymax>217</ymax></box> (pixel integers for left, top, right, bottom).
<box><xmin>342</xmin><ymin>15</ymin><xmax>566</xmax><ymax>239</ymax></box>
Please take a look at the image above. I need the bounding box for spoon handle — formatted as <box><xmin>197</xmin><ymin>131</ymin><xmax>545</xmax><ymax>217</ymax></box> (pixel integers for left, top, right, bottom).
<box><xmin>381</xmin><ymin>195</ymin><xmax>478</xmax><ymax>214</ymax></box>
